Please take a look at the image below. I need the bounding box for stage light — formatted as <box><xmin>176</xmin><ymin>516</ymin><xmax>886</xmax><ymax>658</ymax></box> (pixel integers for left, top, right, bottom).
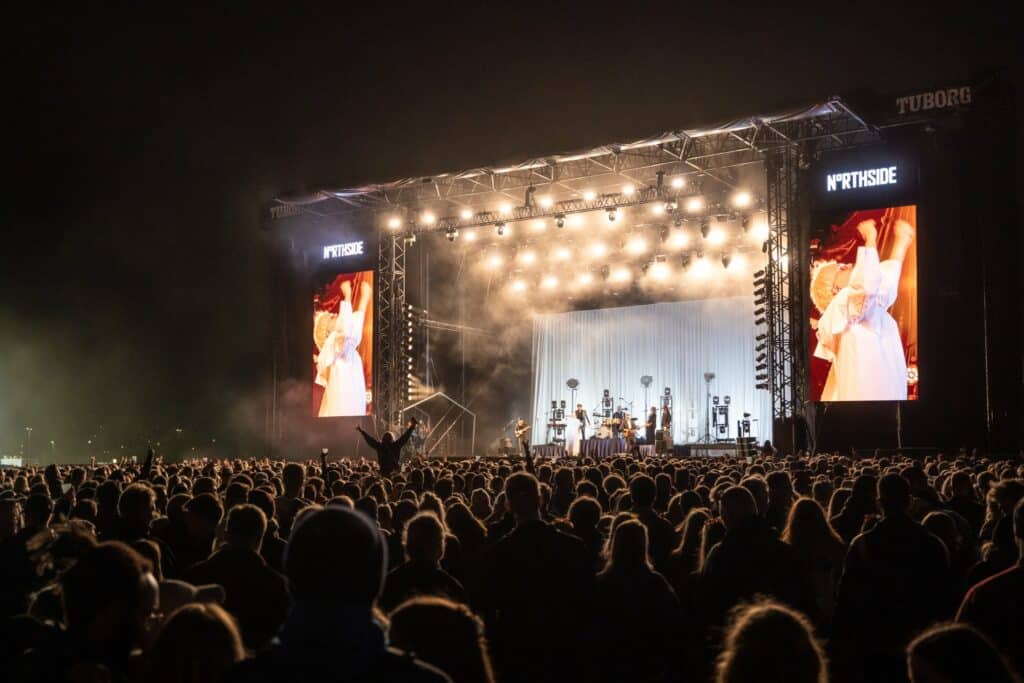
<box><xmin>762</xmin><ymin>240</ymin><xmax>769</xmax><ymax>253</ymax></box>
<box><xmin>708</xmin><ymin>227</ymin><xmax>726</xmax><ymax>245</ymax></box>
<box><xmin>651</xmin><ymin>203</ymin><xmax>665</xmax><ymax>216</ymax></box>
<box><xmin>751</xmin><ymin>219</ymin><xmax>770</xmax><ymax>241</ymax></box>
<box><xmin>422</xmin><ymin>211</ymin><xmax>436</xmax><ymax>225</ymax></box>
<box><xmin>539</xmin><ymin>195</ymin><xmax>554</xmax><ymax>209</ymax></box>
<box><xmin>606</xmin><ymin>207</ymin><xmax>618</xmax><ymax>222</ymax></box>
<box><xmin>649</xmin><ymin>261</ymin><xmax>670</xmax><ymax>280</ymax></box>
<box><xmin>665</xmin><ymin>198</ymin><xmax>678</xmax><ymax>213</ymax></box>
<box><xmin>610</xmin><ymin>267</ymin><xmax>631</xmax><ymax>283</ymax></box>
<box><xmin>519</xmin><ymin>249</ymin><xmax>537</xmax><ymax>265</ymax></box>
<box><xmin>554</xmin><ymin>247</ymin><xmax>571</xmax><ymax>261</ymax></box>
<box><xmin>622</xmin><ymin>183</ymin><xmax>636</xmax><ymax>196</ymax></box>
<box><xmin>755</xmin><ymin>316</ymin><xmax>766</xmax><ymax>325</ymax></box>
<box><xmin>727</xmin><ymin>252</ymin><xmax>746</xmax><ymax>271</ymax></box>
<box><xmin>387</xmin><ymin>216</ymin><xmax>402</xmax><ymax>230</ymax></box>
<box><xmin>626</xmin><ymin>235</ymin><xmax>647</xmax><ymax>255</ymax></box>
<box><xmin>555</xmin><ymin>213</ymin><xmax>566</xmax><ymax>228</ymax></box>
<box><xmin>732</xmin><ymin>191</ymin><xmax>753</xmax><ymax>208</ymax></box>
<box><xmin>590</xmin><ymin>242</ymin><xmax>607</xmax><ymax>258</ymax></box>
<box><xmin>690</xmin><ymin>255</ymin><xmax>711</xmax><ymax>278</ymax></box>
<box><xmin>685</xmin><ymin>197</ymin><xmax>704</xmax><ymax>214</ymax></box>
<box><xmin>541</xmin><ymin>274</ymin><xmax>559</xmax><ymax>289</ymax></box>
<box><xmin>700</xmin><ymin>219</ymin><xmax>710</xmax><ymax>239</ymax></box>
<box><xmin>757</xmin><ymin>353</ymin><xmax>766</xmax><ymax>362</ymax></box>
<box><xmin>532</xmin><ymin>219</ymin><xmax>547</xmax><ymax>231</ymax></box>
<box><xmin>754</xmin><ymin>306</ymin><xmax>765</xmax><ymax>316</ymax></box>
<box><xmin>721</xmin><ymin>253</ymin><xmax>732</xmax><ymax>269</ymax></box>
<box><xmin>755</xmin><ymin>383</ymin><xmax>769</xmax><ymax>390</ymax></box>
<box><xmin>756</xmin><ymin>333</ymin><xmax>767</xmax><ymax>341</ymax></box>
<box><xmin>446</xmin><ymin>227</ymin><xmax>459</xmax><ymax>242</ymax></box>
<box><xmin>568</xmin><ymin>214</ymin><xmax>584</xmax><ymax>228</ymax></box>
<box><xmin>577</xmin><ymin>272</ymin><xmax>594</xmax><ymax>286</ymax></box>
<box><xmin>511</xmin><ymin>279</ymin><xmax>526</xmax><ymax>292</ymax></box>
<box><xmin>583</xmin><ymin>189</ymin><xmax>597</xmax><ymax>202</ymax></box>
<box><xmin>671</xmin><ymin>176</ymin><xmax>685</xmax><ymax>189</ymax></box>
<box><xmin>463</xmin><ymin>229</ymin><xmax>477</xmax><ymax>242</ymax></box>
<box><xmin>460</xmin><ymin>208</ymin><xmax>473</xmax><ymax>220</ymax></box>
<box><xmin>487</xmin><ymin>253</ymin><xmax>503</xmax><ymax>269</ymax></box>
<box><xmin>495</xmin><ymin>221</ymin><xmax>507</xmax><ymax>236</ymax></box>
<box><xmin>669</xmin><ymin>230</ymin><xmax>688</xmax><ymax>249</ymax></box>
<box><xmin>404</xmin><ymin>232</ymin><xmax>417</xmax><ymax>245</ymax></box>
<box><xmin>498</xmin><ymin>202</ymin><xmax>513</xmax><ymax>215</ymax></box>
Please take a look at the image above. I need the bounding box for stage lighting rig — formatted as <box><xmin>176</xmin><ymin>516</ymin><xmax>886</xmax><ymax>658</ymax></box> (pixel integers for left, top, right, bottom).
<box><xmin>404</xmin><ymin>231</ymin><xmax>417</xmax><ymax>245</ymax></box>
<box><xmin>756</xmin><ymin>353</ymin><xmax>766</xmax><ymax>362</ymax></box>
<box><xmin>756</xmin><ymin>333</ymin><xmax>767</xmax><ymax>341</ymax></box>
<box><xmin>555</xmin><ymin>213</ymin><xmax>566</xmax><ymax>228</ymax></box>
<box><xmin>495</xmin><ymin>221</ymin><xmax>506</xmax><ymax>236</ymax></box>
<box><xmin>606</xmin><ymin>207</ymin><xmax>618</xmax><ymax>222</ymax></box>
<box><xmin>524</xmin><ymin>185</ymin><xmax>536</xmax><ymax>209</ymax></box>
<box><xmin>445</xmin><ymin>227</ymin><xmax>458</xmax><ymax>242</ymax></box>
<box><xmin>665</xmin><ymin>198</ymin><xmax>678</xmax><ymax>213</ymax></box>
<box><xmin>721</xmin><ymin>254</ymin><xmax>731</xmax><ymax>268</ymax></box>
<box><xmin>755</xmin><ymin>316</ymin><xmax>766</xmax><ymax>326</ymax></box>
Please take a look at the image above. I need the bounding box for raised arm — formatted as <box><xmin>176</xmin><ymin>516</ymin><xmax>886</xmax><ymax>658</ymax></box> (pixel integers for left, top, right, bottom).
<box><xmin>521</xmin><ymin>438</ymin><xmax>536</xmax><ymax>475</ymax></box>
<box><xmin>355</xmin><ymin>426</ymin><xmax>381</xmax><ymax>450</ymax></box>
<box><xmin>394</xmin><ymin>422</ymin><xmax>417</xmax><ymax>449</ymax></box>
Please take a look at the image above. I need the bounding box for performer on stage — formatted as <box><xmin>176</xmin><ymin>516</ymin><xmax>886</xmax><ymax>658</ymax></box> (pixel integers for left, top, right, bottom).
<box><xmin>574</xmin><ymin>403</ymin><xmax>590</xmax><ymax>440</ymax></box>
<box><xmin>660</xmin><ymin>403</ymin><xmax>672</xmax><ymax>432</ymax></box>
<box><xmin>611</xmin><ymin>407</ymin><xmax>625</xmax><ymax>439</ymax></box>
<box><xmin>514</xmin><ymin>418</ymin><xmax>531</xmax><ymax>450</ymax></box>
<box><xmin>645</xmin><ymin>407</ymin><xmax>657</xmax><ymax>444</ymax></box>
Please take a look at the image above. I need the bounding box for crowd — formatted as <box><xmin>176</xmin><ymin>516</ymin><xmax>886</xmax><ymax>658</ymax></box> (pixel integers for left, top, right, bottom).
<box><xmin>1</xmin><ymin>438</ymin><xmax>1022</xmax><ymax>683</ymax></box>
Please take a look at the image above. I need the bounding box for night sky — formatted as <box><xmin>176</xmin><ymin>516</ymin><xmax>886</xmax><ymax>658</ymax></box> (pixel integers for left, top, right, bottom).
<box><xmin>3</xmin><ymin>4</ymin><xmax>1019</xmax><ymax>458</ymax></box>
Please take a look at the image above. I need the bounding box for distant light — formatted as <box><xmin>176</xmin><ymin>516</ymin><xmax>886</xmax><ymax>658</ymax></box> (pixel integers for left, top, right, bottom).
<box><xmin>685</xmin><ymin>197</ymin><xmax>704</xmax><ymax>214</ymax></box>
<box><xmin>387</xmin><ymin>216</ymin><xmax>402</xmax><ymax>230</ymax></box>
<box><xmin>578</xmin><ymin>272</ymin><xmax>594</xmax><ymax>285</ymax></box>
<box><xmin>779</xmin><ymin>254</ymin><xmax>790</xmax><ymax>269</ymax></box>
<box><xmin>487</xmin><ymin>253</ymin><xmax>503</xmax><ymax>269</ymax></box>
<box><xmin>554</xmin><ymin>247</ymin><xmax>571</xmax><ymax>261</ymax></box>
<box><xmin>671</xmin><ymin>177</ymin><xmax>685</xmax><ymax>189</ymax></box>
<box><xmin>650</xmin><ymin>261</ymin><xmax>670</xmax><ymax>280</ymax></box>
<box><xmin>610</xmin><ymin>267</ymin><xmax>631</xmax><ymax>283</ymax></box>
<box><xmin>463</xmin><ymin>229</ymin><xmax>478</xmax><ymax>242</ymax></box>
<box><xmin>568</xmin><ymin>214</ymin><xmax>584</xmax><ymax>228</ymax></box>
<box><xmin>590</xmin><ymin>242</ymin><xmax>607</xmax><ymax>258</ymax></box>
<box><xmin>732</xmin><ymin>191</ymin><xmax>753</xmax><ymax>208</ymax></box>
<box><xmin>539</xmin><ymin>195</ymin><xmax>554</xmax><ymax>209</ymax></box>
<box><xmin>511</xmin><ymin>279</ymin><xmax>526</xmax><ymax>292</ymax></box>
<box><xmin>532</xmin><ymin>219</ymin><xmax>547</xmax><ymax>231</ymax></box>
<box><xmin>651</xmin><ymin>203</ymin><xmax>665</xmax><ymax>216</ymax></box>
<box><xmin>497</xmin><ymin>203</ymin><xmax>513</xmax><ymax>216</ymax></box>
<box><xmin>422</xmin><ymin>211</ymin><xmax>436</xmax><ymax>225</ymax></box>
<box><xmin>708</xmin><ymin>227</ymin><xmax>726</xmax><ymax>245</ymax></box>
<box><xmin>460</xmin><ymin>208</ymin><xmax>473</xmax><ymax>220</ymax></box>
<box><xmin>520</xmin><ymin>249</ymin><xmax>537</xmax><ymax>265</ymax></box>
<box><xmin>751</xmin><ymin>219</ymin><xmax>770</xmax><ymax>241</ymax></box>
<box><xmin>626</xmin><ymin>235</ymin><xmax>648</xmax><ymax>255</ymax></box>
<box><xmin>541</xmin><ymin>275</ymin><xmax>559</xmax><ymax>289</ymax></box>
<box><xmin>622</xmin><ymin>183</ymin><xmax>636</xmax><ymax>196</ymax></box>
<box><xmin>690</xmin><ymin>256</ymin><xmax>711</xmax><ymax>278</ymax></box>
<box><xmin>727</xmin><ymin>253</ymin><xmax>747</xmax><ymax>271</ymax></box>
<box><xmin>583</xmin><ymin>190</ymin><xmax>597</xmax><ymax>202</ymax></box>
<box><xmin>668</xmin><ymin>230</ymin><xmax>689</xmax><ymax>249</ymax></box>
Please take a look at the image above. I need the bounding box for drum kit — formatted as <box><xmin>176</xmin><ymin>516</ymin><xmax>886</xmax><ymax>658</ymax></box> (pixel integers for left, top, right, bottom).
<box><xmin>592</xmin><ymin>406</ymin><xmax>639</xmax><ymax>440</ymax></box>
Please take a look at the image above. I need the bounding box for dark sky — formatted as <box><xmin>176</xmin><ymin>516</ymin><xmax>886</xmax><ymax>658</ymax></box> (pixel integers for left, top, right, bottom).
<box><xmin>3</xmin><ymin>3</ymin><xmax>1019</xmax><ymax>457</ymax></box>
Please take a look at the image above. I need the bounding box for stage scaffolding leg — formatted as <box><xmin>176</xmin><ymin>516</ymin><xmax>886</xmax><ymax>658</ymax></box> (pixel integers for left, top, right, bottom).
<box><xmin>377</xmin><ymin>233</ymin><xmax>408</xmax><ymax>429</ymax></box>
<box><xmin>764</xmin><ymin>148</ymin><xmax>808</xmax><ymax>450</ymax></box>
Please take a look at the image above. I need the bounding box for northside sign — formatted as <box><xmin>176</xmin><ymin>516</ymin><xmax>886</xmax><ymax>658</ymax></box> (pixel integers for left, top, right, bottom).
<box><xmin>322</xmin><ymin>241</ymin><xmax>366</xmax><ymax>259</ymax></box>
<box><xmin>825</xmin><ymin>165</ymin><xmax>898</xmax><ymax>193</ymax></box>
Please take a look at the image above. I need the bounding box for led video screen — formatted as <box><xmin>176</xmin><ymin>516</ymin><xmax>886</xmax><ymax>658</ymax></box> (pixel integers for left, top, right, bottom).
<box><xmin>313</xmin><ymin>270</ymin><xmax>374</xmax><ymax>416</ymax></box>
<box><xmin>809</xmin><ymin>205</ymin><xmax>918</xmax><ymax>401</ymax></box>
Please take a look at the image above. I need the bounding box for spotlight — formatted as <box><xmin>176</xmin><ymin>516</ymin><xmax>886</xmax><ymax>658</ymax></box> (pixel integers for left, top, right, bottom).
<box><xmin>567</xmin><ymin>214</ymin><xmax>584</xmax><ymax>228</ymax></box>
<box><xmin>651</xmin><ymin>203</ymin><xmax>665</xmax><ymax>216</ymax></box>
<box><xmin>532</xmin><ymin>219</ymin><xmax>547</xmax><ymax>231</ymax></box>
<box><xmin>460</xmin><ymin>208</ymin><xmax>473</xmax><ymax>220</ymax></box>
<box><xmin>445</xmin><ymin>227</ymin><xmax>459</xmax><ymax>242</ymax></box>
<box><xmin>673</xmin><ymin>216</ymin><xmax>683</xmax><ymax>228</ymax></box>
<box><xmin>757</xmin><ymin>353</ymin><xmax>766</xmax><ymax>362</ymax></box>
<box><xmin>685</xmin><ymin>197</ymin><xmax>704</xmax><ymax>214</ymax></box>
<box><xmin>421</xmin><ymin>211</ymin><xmax>436</xmax><ymax>225</ymax></box>
<box><xmin>708</xmin><ymin>227</ymin><xmax>725</xmax><ymax>245</ymax></box>
<box><xmin>511</xmin><ymin>279</ymin><xmax>526</xmax><ymax>292</ymax></box>
<box><xmin>498</xmin><ymin>202</ymin><xmax>513</xmax><ymax>215</ymax></box>
<box><xmin>755</xmin><ymin>383</ymin><xmax>769</xmax><ymax>390</ymax></box>
<box><xmin>752</xmin><ymin>220</ymin><xmax>770</xmax><ymax>241</ymax></box>
<box><xmin>671</xmin><ymin>176</ymin><xmax>685</xmax><ymax>189</ymax></box>
<box><xmin>700</xmin><ymin>219</ymin><xmax>710</xmax><ymax>238</ymax></box>
<box><xmin>539</xmin><ymin>195</ymin><xmax>554</xmax><ymax>209</ymax></box>
<box><xmin>755</xmin><ymin>316</ymin><xmax>766</xmax><ymax>326</ymax></box>
<box><xmin>622</xmin><ymin>183</ymin><xmax>636</xmax><ymax>196</ymax></box>
<box><xmin>754</xmin><ymin>306</ymin><xmax>766</xmax><ymax>316</ymax></box>
<box><xmin>520</xmin><ymin>249</ymin><xmax>537</xmax><ymax>265</ymax></box>
<box><xmin>553</xmin><ymin>247</ymin><xmax>571</xmax><ymax>261</ymax></box>
<box><xmin>669</xmin><ymin>230</ymin><xmax>688</xmax><ymax>249</ymax></box>
<box><xmin>541</xmin><ymin>274</ymin><xmax>559</xmax><ymax>289</ymax></box>
<box><xmin>756</xmin><ymin>373</ymin><xmax>769</xmax><ymax>382</ymax></box>
<box><xmin>610</xmin><ymin>267</ymin><xmax>631</xmax><ymax>283</ymax></box>
<box><xmin>606</xmin><ymin>207</ymin><xmax>618</xmax><ymax>222</ymax></box>
<box><xmin>463</xmin><ymin>229</ymin><xmax>478</xmax><ymax>242</ymax></box>
<box><xmin>578</xmin><ymin>272</ymin><xmax>594</xmax><ymax>285</ymax></box>
<box><xmin>495</xmin><ymin>222</ymin><xmax>506</xmax><ymax>236</ymax></box>
<box><xmin>762</xmin><ymin>240</ymin><xmax>769</xmax><ymax>254</ymax></box>
<box><xmin>721</xmin><ymin>253</ymin><xmax>732</xmax><ymax>268</ymax></box>
<box><xmin>756</xmin><ymin>333</ymin><xmax>767</xmax><ymax>341</ymax></box>
<box><xmin>732</xmin><ymin>191</ymin><xmax>753</xmax><ymax>208</ymax></box>
<box><xmin>753</xmin><ymin>269</ymin><xmax>766</xmax><ymax>279</ymax></box>
<box><xmin>487</xmin><ymin>253</ymin><xmax>502</xmax><ymax>269</ymax></box>
<box><xmin>690</xmin><ymin>255</ymin><xmax>711</xmax><ymax>278</ymax></box>
<box><xmin>665</xmin><ymin>198</ymin><xmax>678</xmax><ymax>213</ymax></box>
<box><xmin>555</xmin><ymin>213</ymin><xmax>566</xmax><ymax>228</ymax></box>
<box><xmin>387</xmin><ymin>216</ymin><xmax>402</xmax><ymax>230</ymax></box>
<box><xmin>626</xmin><ymin>235</ymin><xmax>647</xmax><ymax>255</ymax></box>
<box><xmin>590</xmin><ymin>242</ymin><xmax>607</xmax><ymax>258</ymax></box>
<box><xmin>649</xmin><ymin>260</ymin><xmax>670</xmax><ymax>280</ymax></box>
<box><xmin>583</xmin><ymin>190</ymin><xmax>597</xmax><ymax>202</ymax></box>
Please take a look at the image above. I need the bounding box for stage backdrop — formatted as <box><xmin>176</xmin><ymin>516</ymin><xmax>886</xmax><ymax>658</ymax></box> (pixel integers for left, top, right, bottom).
<box><xmin>531</xmin><ymin>297</ymin><xmax>772</xmax><ymax>447</ymax></box>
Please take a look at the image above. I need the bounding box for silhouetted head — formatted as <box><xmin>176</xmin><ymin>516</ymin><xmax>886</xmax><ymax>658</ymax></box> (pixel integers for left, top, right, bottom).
<box><xmin>381</xmin><ymin>431</ymin><xmax>395</xmax><ymax>445</ymax></box>
<box><xmin>877</xmin><ymin>473</ymin><xmax>911</xmax><ymax>517</ymax></box>
<box><xmin>720</xmin><ymin>486</ymin><xmax>758</xmax><ymax>531</ymax></box>
<box><xmin>907</xmin><ymin>623</ymin><xmax>1017</xmax><ymax>683</ymax></box>
<box><xmin>716</xmin><ymin>600</ymin><xmax>827</xmax><ymax>683</ymax></box>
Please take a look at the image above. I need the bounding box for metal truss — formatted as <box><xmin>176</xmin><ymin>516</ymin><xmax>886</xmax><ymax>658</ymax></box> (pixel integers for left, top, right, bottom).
<box><xmin>376</xmin><ymin>234</ymin><xmax>408</xmax><ymax>429</ymax></box>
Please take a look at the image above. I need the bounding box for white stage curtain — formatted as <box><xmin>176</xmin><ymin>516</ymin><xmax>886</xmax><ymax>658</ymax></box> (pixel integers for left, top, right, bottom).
<box><xmin>530</xmin><ymin>297</ymin><xmax>772</xmax><ymax>446</ymax></box>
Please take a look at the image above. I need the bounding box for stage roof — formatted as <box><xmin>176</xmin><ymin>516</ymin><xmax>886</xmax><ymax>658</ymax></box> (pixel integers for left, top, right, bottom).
<box><xmin>270</xmin><ymin>97</ymin><xmax>879</xmax><ymax>224</ymax></box>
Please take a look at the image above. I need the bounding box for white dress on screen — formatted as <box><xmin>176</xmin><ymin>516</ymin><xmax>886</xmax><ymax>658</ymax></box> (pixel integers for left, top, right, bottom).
<box><xmin>563</xmin><ymin>416</ymin><xmax>580</xmax><ymax>457</ymax></box>
<box><xmin>814</xmin><ymin>246</ymin><xmax>907</xmax><ymax>401</ymax></box>
<box><xmin>317</xmin><ymin>300</ymin><xmax>367</xmax><ymax>416</ymax></box>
